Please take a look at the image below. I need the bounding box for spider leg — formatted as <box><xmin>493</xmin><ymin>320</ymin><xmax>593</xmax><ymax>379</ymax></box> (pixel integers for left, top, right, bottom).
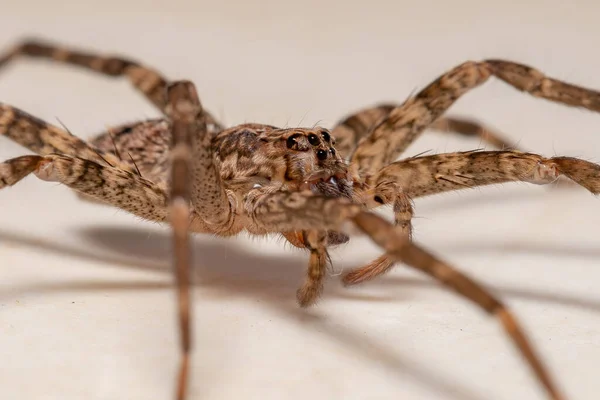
<box><xmin>0</xmin><ymin>39</ymin><xmax>169</xmax><ymax>111</ymax></box>
<box><xmin>0</xmin><ymin>154</ymin><xmax>39</xmax><ymax>187</ymax></box>
<box><xmin>380</xmin><ymin>150</ymin><xmax>600</xmax><ymax>199</ymax></box>
<box><xmin>165</xmin><ymin>81</ymin><xmax>198</xmax><ymax>400</ymax></box>
<box><xmin>332</xmin><ymin>103</ymin><xmax>515</xmax><ymax>159</ymax></box>
<box><xmin>344</xmin><ymin>192</ymin><xmax>414</xmax><ymax>285</ymax></box>
<box><xmin>0</xmin><ymin>103</ymin><xmax>132</xmax><ymax>170</ymax></box>
<box><xmin>0</xmin><ymin>153</ymin><xmax>170</xmax><ymax>221</ymax></box>
<box><xmin>344</xmin><ymin>150</ymin><xmax>600</xmax><ymax>285</ymax></box>
<box><xmin>350</xmin><ymin>60</ymin><xmax>600</xmax><ymax>180</ymax></box>
<box><xmin>351</xmin><ymin>212</ymin><xmax>564</xmax><ymax>400</ymax></box>
<box><xmin>332</xmin><ymin>104</ymin><xmax>394</xmax><ymax>159</ymax></box>
<box><xmin>162</xmin><ymin>81</ymin><xmax>233</xmax><ymax>230</ymax></box>
<box><xmin>296</xmin><ymin>230</ymin><xmax>329</xmax><ymax>307</ymax></box>
<box><xmin>0</xmin><ymin>39</ymin><xmax>224</xmax><ymax>131</ymax></box>
<box><xmin>247</xmin><ymin>188</ymin><xmax>564</xmax><ymax>400</ymax></box>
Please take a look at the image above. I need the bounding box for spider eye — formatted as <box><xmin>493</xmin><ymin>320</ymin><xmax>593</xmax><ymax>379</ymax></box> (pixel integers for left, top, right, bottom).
<box><xmin>317</xmin><ymin>149</ymin><xmax>328</xmax><ymax>160</ymax></box>
<box><xmin>286</xmin><ymin>135</ymin><xmax>297</xmax><ymax>149</ymax></box>
<box><xmin>321</xmin><ymin>130</ymin><xmax>331</xmax><ymax>142</ymax></box>
<box><xmin>308</xmin><ymin>134</ymin><xmax>319</xmax><ymax>146</ymax></box>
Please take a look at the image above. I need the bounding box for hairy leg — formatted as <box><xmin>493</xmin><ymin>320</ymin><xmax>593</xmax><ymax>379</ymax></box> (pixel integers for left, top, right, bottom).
<box><xmin>0</xmin><ymin>39</ymin><xmax>223</xmax><ymax>132</ymax></box>
<box><xmin>163</xmin><ymin>81</ymin><xmax>233</xmax><ymax>230</ymax></box>
<box><xmin>377</xmin><ymin>150</ymin><xmax>600</xmax><ymax>199</ymax></box>
<box><xmin>0</xmin><ymin>103</ymin><xmax>134</xmax><ymax>171</ymax></box>
<box><xmin>350</xmin><ymin>60</ymin><xmax>600</xmax><ymax>181</ymax></box>
<box><xmin>0</xmin><ymin>153</ymin><xmax>168</xmax><ymax>221</ymax></box>
<box><xmin>344</xmin><ymin>150</ymin><xmax>600</xmax><ymax>285</ymax></box>
<box><xmin>165</xmin><ymin>81</ymin><xmax>198</xmax><ymax>400</ymax></box>
<box><xmin>0</xmin><ymin>77</ymin><xmax>232</xmax><ymax>229</ymax></box>
<box><xmin>332</xmin><ymin>103</ymin><xmax>515</xmax><ymax>159</ymax></box>
<box><xmin>295</xmin><ymin>230</ymin><xmax>330</xmax><ymax>307</ymax></box>
<box><xmin>344</xmin><ymin>192</ymin><xmax>414</xmax><ymax>285</ymax></box>
<box><xmin>246</xmin><ymin>188</ymin><xmax>563</xmax><ymax>400</ymax></box>
<box><xmin>0</xmin><ymin>102</ymin><xmax>160</xmax><ymax>206</ymax></box>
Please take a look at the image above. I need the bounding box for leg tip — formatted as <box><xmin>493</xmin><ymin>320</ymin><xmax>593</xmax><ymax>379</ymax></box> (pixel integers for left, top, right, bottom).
<box><xmin>176</xmin><ymin>353</ymin><xmax>190</xmax><ymax>400</ymax></box>
<box><xmin>296</xmin><ymin>284</ymin><xmax>322</xmax><ymax>308</ymax></box>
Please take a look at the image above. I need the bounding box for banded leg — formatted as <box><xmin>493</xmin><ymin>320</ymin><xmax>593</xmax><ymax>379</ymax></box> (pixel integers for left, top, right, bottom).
<box><xmin>0</xmin><ymin>39</ymin><xmax>224</xmax><ymax>131</ymax></box>
<box><xmin>0</xmin><ymin>39</ymin><xmax>170</xmax><ymax>111</ymax></box>
<box><xmin>246</xmin><ymin>189</ymin><xmax>564</xmax><ymax>400</ymax></box>
<box><xmin>165</xmin><ymin>82</ymin><xmax>198</xmax><ymax>400</ymax></box>
<box><xmin>0</xmin><ymin>103</ymin><xmax>134</xmax><ymax>171</ymax></box>
<box><xmin>344</xmin><ymin>150</ymin><xmax>600</xmax><ymax>285</ymax></box>
<box><xmin>296</xmin><ymin>230</ymin><xmax>329</xmax><ymax>307</ymax></box>
<box><xmin>0</xmin><ymin>153</ymin><xmax>169</xmax><ymax>221</ymax></box>
<box><xmin>343</xmin><ymin>192</ymin><xmax>414</xmax><ymax>285</ymax></box>
<box><xmin>332</xmin><ymin>103</ymin><xmax>516</xmax><ymax>160</ymax></box>
<box><xmin>350</xmin><ymin>60</ymin><xmax>600</xmax><ymax>180</ymax></box>
<box><xmin>164</xmin><ymin>82</ymin><xmax>232</xmax><ymax>230</ymax></box>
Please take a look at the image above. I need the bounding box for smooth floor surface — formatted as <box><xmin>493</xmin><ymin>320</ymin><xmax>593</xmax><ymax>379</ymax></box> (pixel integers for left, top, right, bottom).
<box><xmin>1</xmin><ymin>2</ymin><xmax>600</xmax><ymax>400</ymax></box>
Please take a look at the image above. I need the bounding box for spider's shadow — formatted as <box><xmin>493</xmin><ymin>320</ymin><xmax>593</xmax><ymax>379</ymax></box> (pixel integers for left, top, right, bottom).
<box><xmin>2</xmin><ymin>225</ymin><xmax>488</xmax><ymax>400</ymax></box>
<box><xmin>3</xmin><ymin>186</ymin><xmax>599</xmax><ymax>400</ymax></box>
<box><xmin>3</xmin><ymin>212</ymin><xmax>600</xmax><ymax>400</ymax></box>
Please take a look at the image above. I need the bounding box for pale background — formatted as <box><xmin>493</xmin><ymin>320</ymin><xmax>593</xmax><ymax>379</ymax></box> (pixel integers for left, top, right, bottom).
<box><xmin>1</xmin><ymin>1</ymin><xmax>599</xmax><ymax>399</ymax></box>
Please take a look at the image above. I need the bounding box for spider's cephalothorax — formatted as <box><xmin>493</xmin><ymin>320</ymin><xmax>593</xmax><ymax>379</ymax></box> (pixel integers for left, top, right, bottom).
<box><xmin>213</xmin><ymin>124</ymin><xmax>354</xmax><ymax>200</ymax></box>
<box><xmin>4</xmin><ymin>39</ymin><xmax>600</xmax><ymax>400</ymax></box>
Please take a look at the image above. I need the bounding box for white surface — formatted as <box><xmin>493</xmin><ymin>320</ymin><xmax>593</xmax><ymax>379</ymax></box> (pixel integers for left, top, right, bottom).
<box><xmin>1</xmin><ymin>1</ymin><xmax>600</xmax><ymax>399</ymax></box>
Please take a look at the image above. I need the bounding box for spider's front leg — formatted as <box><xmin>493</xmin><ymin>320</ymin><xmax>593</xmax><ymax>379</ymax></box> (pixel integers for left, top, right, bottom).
<box><xmin>344</xmin><ymin>150</ymin><xmax>600</xmax><ymax>285</ymax></box>
<box><xmin>348</xmin><ymin>60</ymin><xmax>600</xmax><ymax>180</ymax></box>
<box><xmin>246</xmin><ymin>188</ymin><xmax>564</xmax><ymax>400</ymax></box>
<box><xmin>343</xmin><ymin>190</ymin><xmax>414</xmax><ymax>285</ymax></box>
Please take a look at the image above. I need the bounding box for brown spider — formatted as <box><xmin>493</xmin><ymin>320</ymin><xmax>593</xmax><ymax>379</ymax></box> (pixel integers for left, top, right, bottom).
<box><xmin>2</xmin><ymin>39</ymin><xmax>600</xmax><ymax>400</ymax></box>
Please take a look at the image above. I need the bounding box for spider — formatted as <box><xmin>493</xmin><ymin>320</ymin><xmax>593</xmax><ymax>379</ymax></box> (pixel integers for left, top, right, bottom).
<box><xmin>1</xmin><ymin>39</ymin><xmax>600</xmax><ymax>400</ymax></box>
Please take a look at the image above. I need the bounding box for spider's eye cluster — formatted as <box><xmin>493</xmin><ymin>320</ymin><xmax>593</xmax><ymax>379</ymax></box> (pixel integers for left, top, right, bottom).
<box><xmin>285</xmin><ymin>130</ymin><xmax>335</xmax><ymax>156</ymax></box>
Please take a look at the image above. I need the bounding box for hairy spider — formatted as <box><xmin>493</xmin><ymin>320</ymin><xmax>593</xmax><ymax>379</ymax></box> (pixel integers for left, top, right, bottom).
<box><xmin>2</xmin><ymin>39</ymin><xmax>600</xmax><ymax>400</ymax></box>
